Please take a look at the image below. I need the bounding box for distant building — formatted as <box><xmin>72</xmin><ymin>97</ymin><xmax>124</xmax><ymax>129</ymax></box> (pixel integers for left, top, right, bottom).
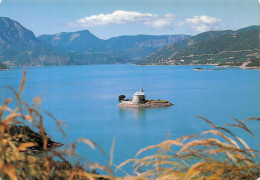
<box><xmin>132</xmin><ymin>88</ymin><xmax>146</xmax><ymax>103</ymax></box>
<box><xmin>120</xmin><ymin>88</ymin><xmax>146</xmax><ymax>105</ymax></box>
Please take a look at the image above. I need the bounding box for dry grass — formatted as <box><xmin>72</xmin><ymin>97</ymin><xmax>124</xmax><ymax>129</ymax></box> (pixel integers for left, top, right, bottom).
<box><xmin>0</xmin><ymin>70</ymin><xmax>259</xmax><ymax>180</ymax></box>
<box><xmin>0</xmin><ymin>70</ymin><xmax>110</xmax><ymax>180</ymax></box>
<box><xmin>117</xmin><ymin>116</ymin><xmax>260</xmax><ymax>179</ymax></box>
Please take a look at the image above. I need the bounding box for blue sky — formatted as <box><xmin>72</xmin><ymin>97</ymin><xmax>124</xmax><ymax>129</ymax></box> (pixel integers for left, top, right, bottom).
<box><xmin>0</xmin><ymin>0</ymin><xmax>259</xmax><ymax>39</ymax></box>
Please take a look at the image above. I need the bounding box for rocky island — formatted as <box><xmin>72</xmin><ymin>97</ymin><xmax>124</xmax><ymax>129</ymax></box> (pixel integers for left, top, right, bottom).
<box><xmin>0</xmin><ymin>62</ymin><xmax>10</xmax><ymax>70</ymax></box>
<box><xmin>118</xmin><ymin>89</ymin><xmax>173</xmax><ymax>108</ymax></box>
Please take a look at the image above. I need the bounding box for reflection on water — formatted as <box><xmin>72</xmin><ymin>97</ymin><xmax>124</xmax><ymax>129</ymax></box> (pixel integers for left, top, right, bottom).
<box><xmin>119</xmin><ymin>107</ymin><xmax>147</xmax><ymax>119</ymax></box>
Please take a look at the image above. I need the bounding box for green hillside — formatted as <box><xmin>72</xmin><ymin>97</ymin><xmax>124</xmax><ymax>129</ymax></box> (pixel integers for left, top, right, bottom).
<box><xmin>137</xmin><ymin>26</ymin><xmax>260</xmax><ymax>67</ymax></box>
<box><xmin>137</xmin><ymin>30</ymin><xmax>233</xmax><ymax>64</ymax></box>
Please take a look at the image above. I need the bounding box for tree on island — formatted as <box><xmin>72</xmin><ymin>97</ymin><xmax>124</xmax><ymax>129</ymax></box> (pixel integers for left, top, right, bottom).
<box><xmin>118</xmin><ymin>95</ymin><xmax>126</xmax><ymax>102</ymax></box>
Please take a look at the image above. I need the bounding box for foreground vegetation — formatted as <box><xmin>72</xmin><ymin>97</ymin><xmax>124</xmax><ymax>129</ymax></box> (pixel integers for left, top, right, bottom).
<box><xmin>0</xmin><ymin>70</ymin><xmax>259</xmax><ymax>179</ymax></box>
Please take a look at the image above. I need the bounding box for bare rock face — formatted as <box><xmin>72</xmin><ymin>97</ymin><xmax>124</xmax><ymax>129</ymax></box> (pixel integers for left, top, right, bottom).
<box><xmin>0</xmin><ymin>17</ymin><xmax>44</xmax><ymax>49</ymax></box>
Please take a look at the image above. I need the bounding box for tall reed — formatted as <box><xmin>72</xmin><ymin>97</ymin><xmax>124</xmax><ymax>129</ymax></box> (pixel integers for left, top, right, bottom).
<box><xmin>117</xmin><ymin>116</ymin><xmax>260</xmax><ymax>179</ymax></box>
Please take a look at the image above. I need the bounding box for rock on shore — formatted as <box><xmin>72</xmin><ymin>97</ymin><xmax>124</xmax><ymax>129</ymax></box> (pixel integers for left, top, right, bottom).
<box><xmin>9</xmin><ymin>125</ymin><xmax>63</xmax><ymax>154</ymax></box>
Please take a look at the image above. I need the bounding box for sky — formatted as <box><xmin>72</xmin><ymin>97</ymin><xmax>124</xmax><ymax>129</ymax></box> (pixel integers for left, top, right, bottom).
<box><xmin>0</xmin><ymin>0</ymin><xmax>259</xmax><ymax>39</ymax></box>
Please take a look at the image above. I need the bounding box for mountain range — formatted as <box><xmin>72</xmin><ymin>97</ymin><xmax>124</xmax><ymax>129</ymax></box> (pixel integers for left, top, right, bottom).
<box><xmin>0</xmin><ymin>17</ymin><xmax>44</xmax><ymax>49</ymax></box>
<box><xmin>0</xmin><ymin>17</ymin><xmax>259</xmax><ymax>68</ymax></box>
<box><xmin>38</xmin><ymin>31</ymin><xmax>190</xmax><ymax>61</ymax></box>
<box><xmin>0</xmin><ymin>17</ymin><xmax>189</xmax><ymax>67</ymax></box>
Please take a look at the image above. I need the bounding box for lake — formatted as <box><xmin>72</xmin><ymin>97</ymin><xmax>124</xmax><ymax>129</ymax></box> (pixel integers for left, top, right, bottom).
<box><xmin>0</xmin><ymin>64</ymin><xmax>259</xmax><ymax>175</ymax></box>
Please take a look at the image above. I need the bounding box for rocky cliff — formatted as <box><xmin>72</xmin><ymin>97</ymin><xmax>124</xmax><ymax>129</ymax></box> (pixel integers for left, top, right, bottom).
<box><xmin>0</xmin><ymin>17</ymin><xmax>44</xmax><ymax>49</ymax></box>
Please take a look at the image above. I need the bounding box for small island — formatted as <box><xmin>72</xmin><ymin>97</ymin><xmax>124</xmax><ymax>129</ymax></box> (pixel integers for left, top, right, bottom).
<box><xmin>0</xmin><ymin>62</ymin><xmax>10</xmax><ymax>70</ymax></box>
<box><xmin>194</xmin><ymin>67</ymin><xmax>203</xmax><ymax>71</ymax></box>
<box><xmin>118</xmin><ymin>89</ymin><xmax>173</xmax><ymax>108</ymax></box>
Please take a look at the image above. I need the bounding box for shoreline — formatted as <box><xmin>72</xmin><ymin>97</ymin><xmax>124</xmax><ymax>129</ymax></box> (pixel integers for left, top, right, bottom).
<box><xmin>215</xmin><ymin>65</ymin><xmax>260</xmax><ymax>70</ymax></box>
<box><xmin>1</xmin><ymin>63</ymin><xmax>259</xmax><ymax>70</ymax></box>
<box><xmin>135</xmin><ymin>63</ymin><xmax>260</xmax><ymax>70</ymax></box>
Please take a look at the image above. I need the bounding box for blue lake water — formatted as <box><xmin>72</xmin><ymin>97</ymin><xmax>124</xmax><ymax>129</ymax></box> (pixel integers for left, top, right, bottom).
<box><xmin>0</xmin><ymin>64</ymin><xmax>259</xmax><ymax>175</ymax></box>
